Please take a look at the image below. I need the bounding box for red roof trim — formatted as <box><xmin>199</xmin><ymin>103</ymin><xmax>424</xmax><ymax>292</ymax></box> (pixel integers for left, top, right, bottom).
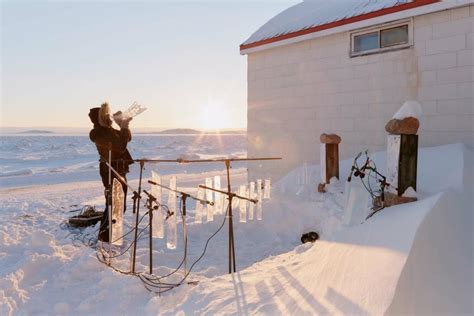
<box><xmin>240</xmin><ymin>0</ymin><xmax>440</xmax><ymax>51</ymax></box>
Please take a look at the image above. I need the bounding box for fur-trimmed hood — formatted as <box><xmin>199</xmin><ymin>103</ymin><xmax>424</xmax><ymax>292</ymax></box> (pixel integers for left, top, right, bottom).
<box><xmin>89</xmin><ymin>103</ymin><xmax>112</xmax><ymax>127</ymax></box>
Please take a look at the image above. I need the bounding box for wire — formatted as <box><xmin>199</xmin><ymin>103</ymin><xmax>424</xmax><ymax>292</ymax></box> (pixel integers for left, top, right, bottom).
<box><xmin>139</xmin><ymin>204</ymin><xmax>229</xmax><ymax>294</ymax></box>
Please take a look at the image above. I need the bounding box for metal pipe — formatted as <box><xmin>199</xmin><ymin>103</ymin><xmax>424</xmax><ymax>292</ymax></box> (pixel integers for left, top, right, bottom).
<box><xmin>198</xmin><ymin>185</ymin><xmax>258</xmax><ymax>204</ymax></box>
<box><xmin>131</xmin><ymin>157</ymin><xmax>282</xmax><ymax>164</ymax></box>
<box><xmin>148</xmin><ymin>180</ymin><xmax>214</xmax><ymax>205</ymax></box>
<box><xmin>108</xmin><ymin>147</ymin><xmax>112</xmax><ymax>265</ymax></box>
<box><xmin>131</xmin><ymin>161</ymin><xmax>144</xmax><ymax>273</ymax></box>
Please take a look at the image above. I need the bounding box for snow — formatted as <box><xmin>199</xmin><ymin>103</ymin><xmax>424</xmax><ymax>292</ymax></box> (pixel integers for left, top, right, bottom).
<box><xmin>392</xmin><ymin>100</ymin><xmax>423</xmax><ymax>120</ymax></box>
<box><xmin>0</xmin><ymin>134</ymin><xmax>472</xmax><ymax>315</ymax></box>
<box><xmin>402</xmin><ymin>186</ymin><xmax>417</xmax><ymax>198</ymax></box>
<box><xmin>242</xmin><ymin>0</ymin><xmax>412</xmax><ymax>46</ymax></box>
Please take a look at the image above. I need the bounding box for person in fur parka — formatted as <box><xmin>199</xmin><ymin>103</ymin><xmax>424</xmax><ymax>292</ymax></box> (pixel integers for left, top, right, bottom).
<box><xmin>88</xmin><ymin>102</ymin><xmax>133</xmax><ymax>242</ymax></box>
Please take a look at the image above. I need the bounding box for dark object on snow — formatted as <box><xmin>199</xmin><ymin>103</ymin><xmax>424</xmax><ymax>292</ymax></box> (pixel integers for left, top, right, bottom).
<box><xmin>301</xmin><ymin>231</ymin><xmax>319</xmax><ymax>244</ymax></box>
<box><xmin>68</xmin><ymin>206</ymin><xmax>103</xmax><ymax>228</ymax></box>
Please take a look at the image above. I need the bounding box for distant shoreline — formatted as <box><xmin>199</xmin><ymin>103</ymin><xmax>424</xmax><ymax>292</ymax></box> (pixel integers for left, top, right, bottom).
<box><xmin>1</xmin><ymin>127</ymin><xmax>246</xmax><ymax>136</ymax></box>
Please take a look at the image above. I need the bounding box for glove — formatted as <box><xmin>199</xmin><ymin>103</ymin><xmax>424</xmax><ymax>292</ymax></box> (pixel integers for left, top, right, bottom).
<box><xmin>113</xmin><ymin>111</ymin><xmax>133</xmax><ymax>129</ymax></box>
<box><xmin>120</xmin><ymin>117</ymin><xmax>132</xmax><ymax>129</ymax></box>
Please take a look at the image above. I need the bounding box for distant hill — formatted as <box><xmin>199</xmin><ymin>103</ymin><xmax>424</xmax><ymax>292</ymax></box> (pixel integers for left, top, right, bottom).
<box><xmin>136</xmin><ymin>128</ymin><xmax>246</xmax><ymax>135</ymax></box>
<box><xmin>19</xmin><ymin>130</ymin><xmax>54</xmax><ymax>134</ymax></box>
<box><xmin>157</xmin><ymin>128</ymin><xmax>202</xmax><ymax>134</ymax></box>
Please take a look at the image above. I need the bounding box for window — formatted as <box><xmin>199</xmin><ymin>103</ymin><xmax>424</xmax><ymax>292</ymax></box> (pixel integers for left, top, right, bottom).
<box><xmin>351</xmin><ymin>21</ymin><xmax>411</xmax><ymax>56</ymax></box>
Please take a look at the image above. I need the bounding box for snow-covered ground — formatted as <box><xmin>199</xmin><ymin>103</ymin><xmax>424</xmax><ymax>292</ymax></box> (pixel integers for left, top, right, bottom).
<box><xmin>0</xmin><ymin>135</ymin><xmax>472</xmax><ymax>315</ymax></box>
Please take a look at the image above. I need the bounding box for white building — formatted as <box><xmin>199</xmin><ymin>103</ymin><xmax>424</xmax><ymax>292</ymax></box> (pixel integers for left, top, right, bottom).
<box><xmin>241</xmin><ymin>0</ymin><xmax>473</xmax><ymax>180</ymax></box>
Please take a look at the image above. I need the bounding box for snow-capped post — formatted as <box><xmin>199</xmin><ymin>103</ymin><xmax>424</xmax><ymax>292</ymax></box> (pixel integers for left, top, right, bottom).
<box><xmin>318</xmin><ymin>133</ymin><xmax>341</xmax><ymax>193</ymax></box>
<box><xmin>383</xmin><ymin>100</ymin><xmax>420</xmax><ymax>207</ymax></box>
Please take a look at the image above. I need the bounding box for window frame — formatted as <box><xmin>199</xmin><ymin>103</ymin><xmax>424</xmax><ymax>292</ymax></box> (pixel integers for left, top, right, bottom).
<box><xmin>350</xmin><ymin>19</ymin><xmax>413</xmax><ymax>57</ymax></box>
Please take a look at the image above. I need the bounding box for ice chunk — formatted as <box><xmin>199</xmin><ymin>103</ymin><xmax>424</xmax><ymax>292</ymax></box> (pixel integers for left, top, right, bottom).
<box><xmin>256</xmin><ymin>179</ymin><xmax>263</xmax><ymax>220</ymax></box>
<box><xmin>111</xmin><ymin>178</ymin><xmax>124</xmax><ymax>246</ymax></box>
<box><xmin>195</xmin><ymin>186</ymin><xmax>205</xmax><ymax>224</ymax></box>
<box><xmin>166</xmin><ymin>176</ymin><xmax>178</xmax><ymax>249</ymax></box>
<box><xmin>248</xmin><ymin>182</ymin><xmax>255</xmax><ymax>220</ymax></box>
<box><xmin>123</xmin><ymin>102</ymin><xmax>147</xmax><ymax>119</ymax></box>
<box><xmin>151</xmin><ymin>171</ymin><xmax>164</xmax><ymax>238</ymax></box>
<box><xmin>205</xmin><ymin>177</ymin><xmax>214</xmax><ymax>222</ymax></box>
<box><xmin>239</xmin><ymin>185</ymin><xmax>247</xmax><ymax>223</ymax></box>
<box><xmin>214</xmin><ymin>175</ymin><xmax>224</xmax><ymax>215</ymax></box>
<box><xmin>263</xmin><ymin>179</ymin><xmax>271</xmax><ymax>200</ymax></box>
<box><xmin>392</xmin><ymin>100</ymin><xmax>422</xmax><ymax>120</ymax></box>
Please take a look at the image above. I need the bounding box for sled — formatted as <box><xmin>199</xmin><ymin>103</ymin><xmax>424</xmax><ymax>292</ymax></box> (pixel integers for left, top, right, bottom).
<box><xmin>68</xmin><ymin>206</ymin><xmax>103</xmax><ymax>228</ymax></box>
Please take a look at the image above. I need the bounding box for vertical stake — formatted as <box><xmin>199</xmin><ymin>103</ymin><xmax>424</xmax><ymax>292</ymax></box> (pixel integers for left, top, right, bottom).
<box><xmin>182</xmin><ymin>194</ymin><xmax>188</xmax><ymax>277</ymax></box>
<box><xmin>149</xmin><ymin>198</ymin><xmax>153</xmax><ymax>275</ymax></box>
<box><xmin>225</xmin><ymin>160</ymin><xmax>236</xmax><ymax>273</ymax></box>
<box><xmin>108</xmin><ymin>146</ymin><xmax>112</xmax><ymax>265</ymax></box>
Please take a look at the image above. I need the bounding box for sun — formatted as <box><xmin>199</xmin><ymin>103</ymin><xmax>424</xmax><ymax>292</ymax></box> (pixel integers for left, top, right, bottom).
<box><xmin>197</xmin><ymin>98</ymin><xmax>233</xmax><ymax>131</ymax></box>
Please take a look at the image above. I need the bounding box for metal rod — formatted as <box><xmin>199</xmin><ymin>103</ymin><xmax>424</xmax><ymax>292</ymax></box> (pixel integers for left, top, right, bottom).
<box><xmin>199</xmin><ymin>185</ymin><xmax>258</xmax><ymax>204</ymax></box>
<box><xmin>225</xmin><ymin>160</ymin><xmax>236</xmax><ymax>273</ymax></box>
<box><xmin>131</xmin><ymin>161</ymin><xmax>144</xmax><ymax>273</ymax></box>
<box><xmin>148</xmin><ymin>180</ymin><xmax>214</xmax><ymax>205</ymax></box>
<box><xmin>149</xmin><ymin>198</ymin><xmax>153</xmax><ymax>275</ymax></box>
<box><xmin>131</xmin><ymin>157</ymin><xmax>282</xmax><ymax>164</ymax></box>
<box><xmin>182</xmin><ymin>194</ymin><xmax>187</xmax><ymax>277</ymax></box>
<box><xmin>108</xmin><ymin>147</ymin><xmax>112</xmax><ymax>265</ymax></box>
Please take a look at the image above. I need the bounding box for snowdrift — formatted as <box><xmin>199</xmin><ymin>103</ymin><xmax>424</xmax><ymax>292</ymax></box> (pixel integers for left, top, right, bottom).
<box><xmin>151</xmin><ymin>144</ymin><xmax>473</xmax><ymax>315</ymax></box>
<box><xmin>0</xmin><ymin>143</ymin><xmax>472</xmax><ymax>315</ymax></box>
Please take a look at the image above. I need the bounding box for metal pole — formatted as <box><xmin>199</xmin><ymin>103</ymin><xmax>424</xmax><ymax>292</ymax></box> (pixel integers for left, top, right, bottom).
<box><xmin>131</xmin><ymin>161</ymin><xmax>144</xmax><ymax>273</ymax></box>
<box><xmin>225</xmin><ymin>160</ymin><xmax>236</xmax><ymax>273</ymax></box>
<box><xmin>108</xmin><ymin>146</ymin><xmax>112</xmax><ymax>265</ymax></box>
<box><xmin>182</xmin><ymin>194</ymin><xmax>187</xmax><ymax>277</ymax></box>
<box><xmin>149</xmin><ymin>199</ymin><xmax>153</xmax><ymax>275</ymax></box>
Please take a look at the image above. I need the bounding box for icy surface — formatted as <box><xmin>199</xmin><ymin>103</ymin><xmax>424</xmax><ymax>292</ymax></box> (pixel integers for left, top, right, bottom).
<box><xmin>0</xmin><ymin>136</ymin><xmax>472</xmax><ymax>315</ymax></box>
<box><xmin>392</xmin><ymin>100</ymin><xmax>423</xmax><ymax>120</ymax></box>
<box><xmin>242</xmin><ymin>0</ymin><xmax>412</xmax><ymax>46</ymax></box>
<box><xmin>0</xmin><ymin>134</ymin><xmax>246</xmax><ymax>189</ymax></box>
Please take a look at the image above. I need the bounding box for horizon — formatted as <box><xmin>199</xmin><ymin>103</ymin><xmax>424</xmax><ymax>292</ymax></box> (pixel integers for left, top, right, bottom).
<box><xmin>1</xmin><ymin>0</ymin><xmax>299</xmax><ymax>130</ymax></box>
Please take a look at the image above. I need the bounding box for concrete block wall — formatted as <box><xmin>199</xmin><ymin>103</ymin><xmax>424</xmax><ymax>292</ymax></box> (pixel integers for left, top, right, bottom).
<box><xmin>247</xmin><ymin>5</ymin><xmax>473</xmax><ymax>181</ymax></box>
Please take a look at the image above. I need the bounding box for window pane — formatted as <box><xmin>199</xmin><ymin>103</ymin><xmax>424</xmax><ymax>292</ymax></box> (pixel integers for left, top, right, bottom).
<box><xmin>381</xmin><ymin>25</ymin><xmax>408</xmax><ymax>47</ymax></box>
<box><xmin>354</xmin><ymin>32</ymin><xmax>379</xmax><ymax>52</ymax></box>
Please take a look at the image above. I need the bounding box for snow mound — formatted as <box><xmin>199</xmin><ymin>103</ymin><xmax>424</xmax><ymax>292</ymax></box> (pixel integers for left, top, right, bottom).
<box><xmin>0</xmin><ymin>143</ymin><xmax>471</xmax><ymax>315</ymax></box>
<box><xmin>153</xmin><ymin>144</ymin><xmax>473</xmax><ymax>314</ymax></box>
<box><xmin>392</xmin><ymin>100</ymin><xmax>422</xmax><ymax>120</ymax></box>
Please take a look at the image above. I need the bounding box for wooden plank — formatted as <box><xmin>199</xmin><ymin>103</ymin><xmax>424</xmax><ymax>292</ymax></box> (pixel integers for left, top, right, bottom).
<box><xmin>398</xmin><ymin>134</ymin><xmax>418</xmax><ymax>195</ymax></box>
<box><xmin>325</xmin><ymin>144</ymin><xmax>340</xmax><ymax>182</ymax></box>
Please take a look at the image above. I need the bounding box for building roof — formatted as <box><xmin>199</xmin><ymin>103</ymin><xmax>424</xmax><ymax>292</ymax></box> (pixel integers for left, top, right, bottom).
<box><xmin>240</xmin><ymin>0</ymin><xmax>439</xmax><ymax>52</ymax></box>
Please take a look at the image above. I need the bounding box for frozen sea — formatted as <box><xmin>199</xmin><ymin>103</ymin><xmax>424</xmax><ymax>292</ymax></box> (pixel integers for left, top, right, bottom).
<box><xmin>0</xmin><ymin>133</ymin><xmax>247</xmax><ymax>189</ymax></box>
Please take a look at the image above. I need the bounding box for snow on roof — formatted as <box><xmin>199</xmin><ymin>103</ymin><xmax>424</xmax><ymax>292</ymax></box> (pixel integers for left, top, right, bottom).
<box><xmin>241</xmin><ymin>0</ymin><xmax>438</xmax><ymax>51</ymax></box>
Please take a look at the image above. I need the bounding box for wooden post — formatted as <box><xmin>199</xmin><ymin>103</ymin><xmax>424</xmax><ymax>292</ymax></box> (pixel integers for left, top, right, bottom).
<box><xmin>387</xmin><ymin>134</ymin><xmax>418</xmax><ymax>196</ymax></box>
<box><xmin>318</xmin><ymin>133</ymin><xmax>341</xmax><ymax>193</ymax></box>
<box><xmin>384</xmin><ymin>112</ymin><xmax>420</xmax><ymax>206</ymax></box>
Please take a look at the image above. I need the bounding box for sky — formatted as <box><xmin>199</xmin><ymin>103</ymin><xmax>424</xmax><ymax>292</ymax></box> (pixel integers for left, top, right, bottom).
<box><xmin>1</xmin><ymin>0</ymin><xmax>299</xmax><ymax>130</ymax></box>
